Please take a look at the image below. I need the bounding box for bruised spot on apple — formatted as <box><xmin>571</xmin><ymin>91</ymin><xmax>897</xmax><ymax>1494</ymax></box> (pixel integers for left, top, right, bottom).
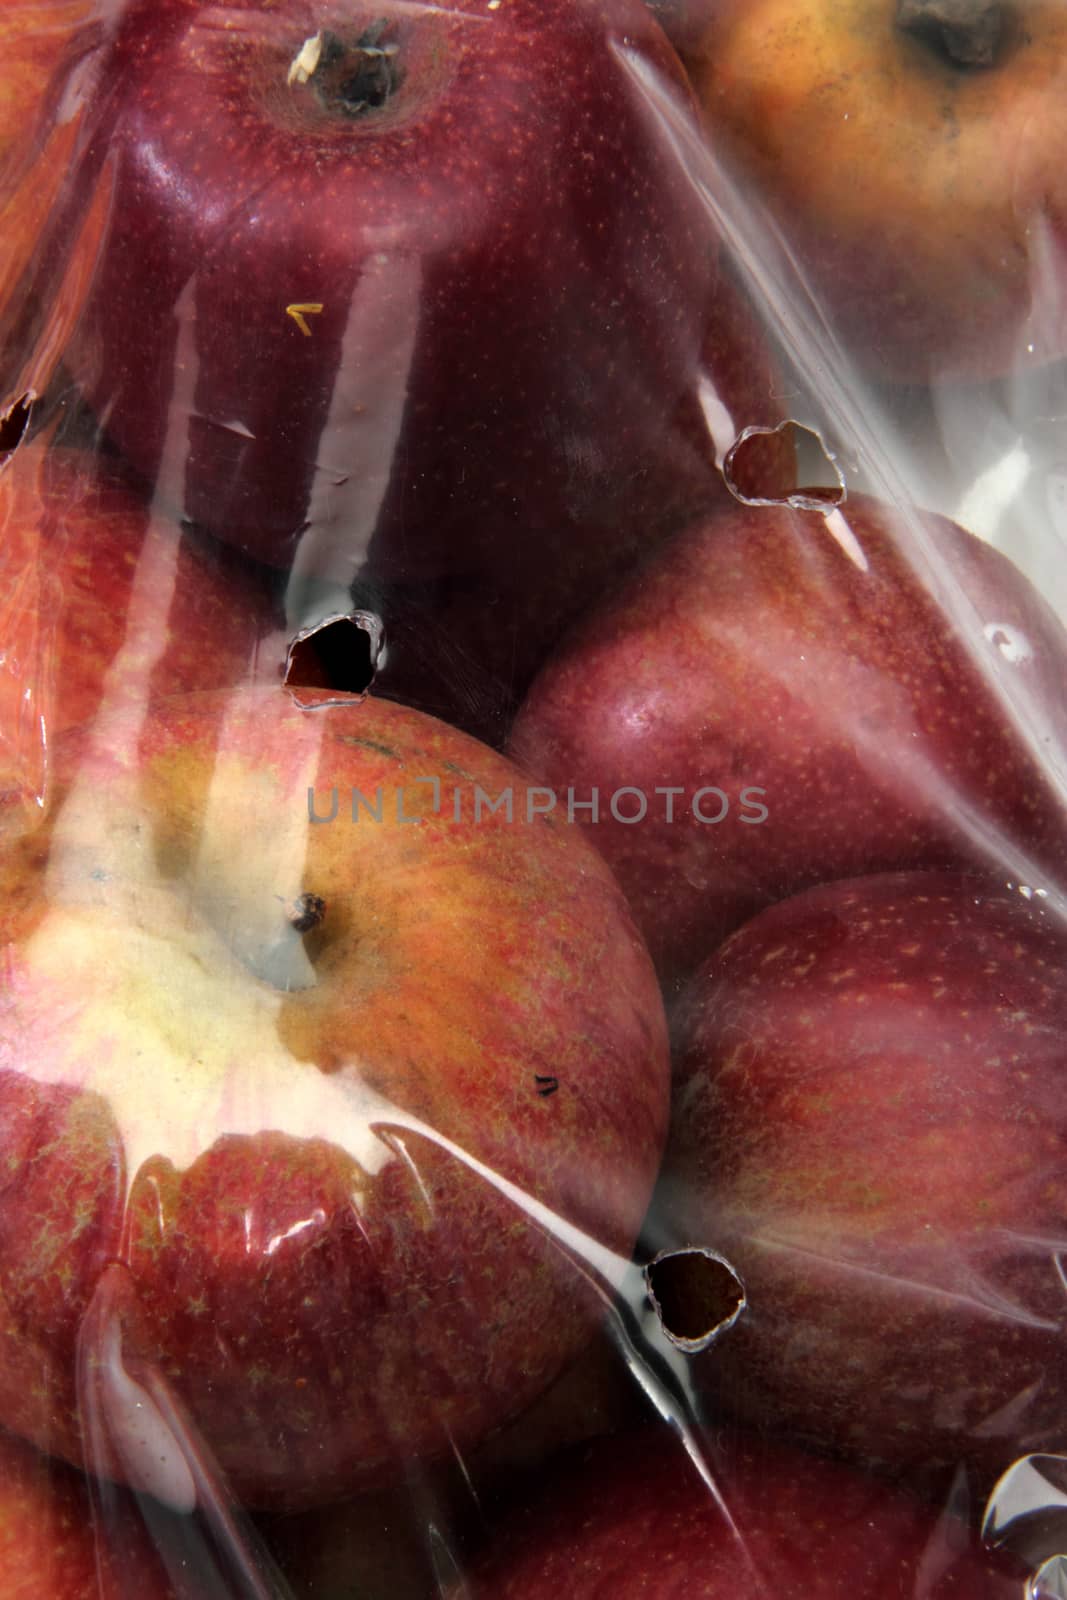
<box><xmin>652</xmin><ymin>870</ymin><xmax>1067</xmax><ymax>1492</ymax></box>
<box><xmin>0</xmin><ymin>685</ymin><xmax>670</xmax><ymax>1510</ymax></box>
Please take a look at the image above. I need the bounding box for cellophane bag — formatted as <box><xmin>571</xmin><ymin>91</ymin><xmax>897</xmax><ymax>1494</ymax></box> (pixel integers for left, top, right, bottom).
<box><xmin>0</xmin><ymin>0</ymin><xmax>1064</xmax><ymax>1595</ymax></box>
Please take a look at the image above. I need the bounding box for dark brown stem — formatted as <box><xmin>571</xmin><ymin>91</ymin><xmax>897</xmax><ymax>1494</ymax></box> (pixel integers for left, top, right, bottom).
<box><xmin>286</xmin><ymin>893</ymin><xmax>326</xmax><ymax>934</ymax></box>
<box><xmin>896</xmin><ymin>0</ymin><xmax>1006</xmax><ymax>68</ymax></box>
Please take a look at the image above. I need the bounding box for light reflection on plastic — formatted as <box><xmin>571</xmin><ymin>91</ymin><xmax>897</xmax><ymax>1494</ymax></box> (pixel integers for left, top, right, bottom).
<box><xmin>1033</xmin><ymin>1555</ymin><xmax>1067</xmax><ymax>1600</ymax></box>
<box><xmin>985</xmin><ymin>623</ymin><xmax>1035</xmax><ymax>666</ymax></box>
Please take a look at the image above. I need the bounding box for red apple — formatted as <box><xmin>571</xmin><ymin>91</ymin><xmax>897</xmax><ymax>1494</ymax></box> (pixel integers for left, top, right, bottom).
<box><xmin>261</xmin><ymin>1325</ymin><xmax>643</xmax><ymax>1598</ymax></box>
<box><xmin>452</xmin><ymin>1427</ymin><xmax>1016</xmax><ymax>1597</ymax></box>
<box><xmin>0</xmin><ymin>444</ymin><xmax>278</xmax><ymax>809</ymax></box>
<box><xmin>0</xmin><ymin>5</ymin><xmax>124</xmax><ymax>413</ymax></box>
<box><xmin>675</xmin><ymin>0</ymin><xmax>1067</xmax><ymax>381</ymax></box>
<box><xmin>0</xmin><ymin>3</ymin><xmax>80</xmax><ymax>178</ymax></box>
<box><xmin>50</xmin><ymin>0</ymin><xmax>793</xmax><ymax>734</ymax></box>
<box><xmin>0</xmin><ymin>684</ymin><xmax>670</xmax><ymax>1510</ymax></box>
<box><xmin>0</xmin><ymin>1425</ymin><xmax>176</xmax><ymax>1600</ymax></box>
<box><xmin>509</xmin><ymin>491</ymin><xmax>1067</xmax><ymax>986</ymax></box>
<box><xmin>259</xmin><ymin>1463</ymin><xmax>476</xmax><ymax>1600</ymax></box>
<box><xmin>260</xmin><ymin>1326</ymin><xmax>643</xmax><ymax>1597</ymax></box>
<box><xmin>652</xmin><ymin>870</ymin><xmax>1067</xmax><ymax>1490</ymax></box>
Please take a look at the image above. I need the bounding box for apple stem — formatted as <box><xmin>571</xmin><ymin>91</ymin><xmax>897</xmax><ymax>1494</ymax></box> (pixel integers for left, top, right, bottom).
<box><xmin>286</xmin><ymin>893</ymin><xmax>326</xmax><ymax>933</ymax></box>
<box><xmin>895</xmin><ymin>0</ymin><xmax>1005</xmax><ymax>68</ymax></box>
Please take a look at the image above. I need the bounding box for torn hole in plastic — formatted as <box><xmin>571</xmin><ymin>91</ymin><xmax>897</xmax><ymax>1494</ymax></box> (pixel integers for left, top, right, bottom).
<box><xmin>0</xmin><ymin>393</ymin><xmax>34</xmax><ymax>458</ymax></box>
<box><xmin>284</xmin><ymin>610</ymin><xmax>385</xmax><ymax>706</ymax></box>
<box><xmin>644</xmin><ymin>1247</ymin><xmax>746</xmax><ymax>1354</ymax></box>
<box><xmin>724</xmin><ymin>420</ymin><xmax>846</xmax><ymax>511</ymax></box>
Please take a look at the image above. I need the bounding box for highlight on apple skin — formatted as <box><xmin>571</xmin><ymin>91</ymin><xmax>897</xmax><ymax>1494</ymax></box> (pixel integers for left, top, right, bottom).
<box><xmin>509</xmin><ymin>491</ymin><xmax>1067</xmax><ymax>986</ymax></box>
<box><xmin>0</xmin><ymin>683</ymin><xmax>670</xmax><ymax>1511</ymax></box>
<box><xmin>47</xmin><ymin>0</ymin><xmax>793</xmax><ymax>737</ymax></box>
<box><xmin>0</xmin><ymin>443</ymin><xmax>278</xmax><ymax>807</ymax></box>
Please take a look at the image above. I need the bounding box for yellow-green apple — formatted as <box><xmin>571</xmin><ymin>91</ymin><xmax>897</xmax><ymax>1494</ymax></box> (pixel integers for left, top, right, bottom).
<box><xmin>0</xmin><ymin>1425</ymin><xmax>176</xmax><ymax>1599</ymax></box>
<box><xmin>652</xmin><ymin>870</ymin><xmax>1067</xmax><ymax>1491</ymax></box>
<box><xmin>0</xmin><ymin>445</ymin><xmax>278</xmax><ymax>808</ymax></box>
<box><xmin>450</xmin><ymin>1427</ymin><xmax>1017</xmax><ymax>1597</ymax></box>
<box><xmin>0</xmin><ymin>684</ymin><xmax>670</xmax><ymax>1510</ymax></box>
<box><xmin>55</xmin><ymin>0</ymin><xmax>793</xmax><ymax>735</ymax></box>
<box><xmin>674</xmin><ymin>0</ymin><xmax>1067</xmax><ymax>380</ymax></box>
<box><xmin>509</xmin><ymin>492</ymin><xmax>1067</xmax><ymax>987</ymax></box>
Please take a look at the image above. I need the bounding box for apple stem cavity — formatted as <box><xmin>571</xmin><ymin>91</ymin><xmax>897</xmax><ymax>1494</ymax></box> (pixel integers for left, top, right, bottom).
<box><xmin>285</xmin><ymin>892</ymin><xmax>326</xmax><ymax>934</ymax></box>
<box><xmin>289</xmin><ymin>22</ymin><xmax>402</xmax><ymax>117</ymax></box>
<box><xmin>644</xmin><ymin>1247</ymin><xmax>746</xmax><ymax>1354</ymax></box>
<box><xmin>895</xmin><ymin>0</ymin><xmax>1006</xmax><ymax>69</ymax></box>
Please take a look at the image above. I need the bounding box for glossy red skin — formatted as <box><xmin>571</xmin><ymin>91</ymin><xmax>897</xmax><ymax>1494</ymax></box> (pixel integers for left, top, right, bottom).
<box><xmin>455</xmin><ymin>1428</ymin><xmax>1016</xmax><ymax>1597</ymax></box>
<box><xmin>55</xmin><ymin>0</ymin><xmax>792</xmax><ymax>736</ymax></box>
<box><xmin>0</xmin><ymin>1427</ymin><xmax>176</xmax><ymax>1600</ymax></box>
<box><xmin>0</xmin><ymin>687</ymin><xmax>669</xmax><ymax>1510</ymax></box>
<box><xmin>655</xmin><ymin>871</ymin><xmax>1067</xmax><ymax>1490</ymax></box>
<box><xmin>0</xmin><ymin>444</ymin><xmax>278</xmax><ymax>803</ymax></box>
<box><xmin>509</xmin><ymin>492</ymin><xmax>1067</xmax><ymax>985</ymax></box>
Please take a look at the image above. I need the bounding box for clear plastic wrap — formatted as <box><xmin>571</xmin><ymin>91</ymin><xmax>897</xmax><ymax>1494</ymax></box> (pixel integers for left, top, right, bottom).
<box><xmin>0</xmin><ymin>1</ymin><xmax>1065</xmax><ymax>1595</ymax></box>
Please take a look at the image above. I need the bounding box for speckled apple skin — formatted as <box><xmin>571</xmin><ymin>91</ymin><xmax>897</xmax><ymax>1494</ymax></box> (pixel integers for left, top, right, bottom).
<box><xmin>0</xmin><ymin>687</ymin><xmax>669</xmax><ymax>1510</ymax></box>
<box><xmin>455</xmin><ymin>1427</ymin><xmax>1016</xmax><ymax>1597</ymax></box>
<box><xmin>55</xmin><ymin>0</ymin><xmax>792</xmax><ymax>734</ymax></box>
<box><xmin>0</xmin><ymin>446</ymin><xmax>277</xmax><ymax>803</ymax></box>
<box><xmin>509</xmin><ymin>492</ymin><xmax>1067</xmax><ymax>985</ymax></box>
<box><xmin>0</xmin><ymin>1427</ymin><xmax>176</xmax><ymax>1600</ymax></box>
<box><xmin>656</xmin><ymin>871</ymin><xmax>1067</xmax><ymax>1489</ymax></box>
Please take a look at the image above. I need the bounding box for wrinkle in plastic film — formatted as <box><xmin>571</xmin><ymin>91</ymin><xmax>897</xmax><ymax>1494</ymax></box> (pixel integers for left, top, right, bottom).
<box><xmin>1</xmin><ymin>0</ymin><xmax>1066</xmax><ymax>1596</ymax></box>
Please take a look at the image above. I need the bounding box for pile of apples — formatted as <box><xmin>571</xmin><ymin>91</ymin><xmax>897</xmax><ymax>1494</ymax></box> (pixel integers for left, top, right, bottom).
<box><xmin>0</xmin><ymin>0</ymin><xmax>1065</xmax><ymax>1596</ymax></box>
